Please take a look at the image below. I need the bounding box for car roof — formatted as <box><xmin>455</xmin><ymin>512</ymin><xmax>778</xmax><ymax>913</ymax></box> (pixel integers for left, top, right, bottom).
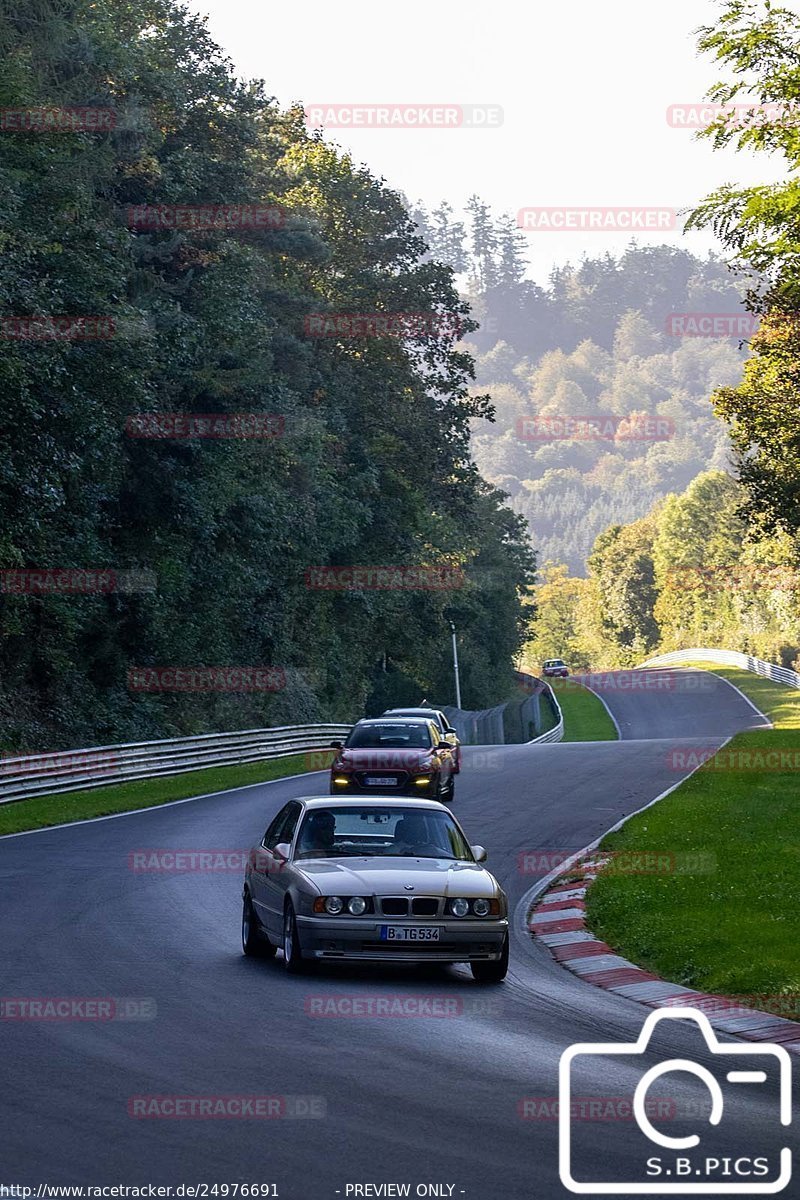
<box><xmin>297</xmin><ymin>796</ymin><xmax>447</xmax><ymax>811</ymax></box>
<box><xmin>354</xmin><ymin>715</ymin><xmax>435</xmax><ymax>725</ymax></box>
<box><xmin>385</xmin><ymin>707</ymin><xmax>444</xmax><ymax>717</ymax></box>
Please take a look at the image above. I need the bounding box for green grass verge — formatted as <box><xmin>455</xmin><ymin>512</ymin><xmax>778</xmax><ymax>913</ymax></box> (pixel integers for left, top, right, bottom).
<box><xmin>587</xmin><ymin>663</ymin><xmax>800</xmax><ymax>997</ymax></box>
<box><xmin>550</xmin><ymin>680</ymin><xmax>619</xmax><ymax>742</ymax></box>
<box><xmin>0</xmin><ymin>750</ymin><xmax>336</xmax><ymax>837</ymax></box>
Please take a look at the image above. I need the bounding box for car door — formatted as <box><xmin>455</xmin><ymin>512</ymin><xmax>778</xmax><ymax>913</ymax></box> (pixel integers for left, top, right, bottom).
<box><xmin>258</xmin><ymin>800</ymin><xmax>303</xmax><ymax>937</ymax></box>
<box><xmin>250</xmin><ymin>802</ymin><xmax>302</xmax><ymax>936</ymax></box>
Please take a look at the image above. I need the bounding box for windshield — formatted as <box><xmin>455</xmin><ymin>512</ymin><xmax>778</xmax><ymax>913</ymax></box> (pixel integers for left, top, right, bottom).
<box><xmin>346</xmin><ymin>722</ymin><xmax>432</xmax><ymax>749</ymax></box>
<box><xmin>294</xmin><ymin>806</ymin><xmax>473</xmax><ymax>861</ymax></box>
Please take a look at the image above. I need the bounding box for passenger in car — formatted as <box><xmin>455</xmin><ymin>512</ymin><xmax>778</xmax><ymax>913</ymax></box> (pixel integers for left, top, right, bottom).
<box><xmin>392</xmin><ymin>814</ymin><xmax>440</xmax><ymax>856</ymax></box>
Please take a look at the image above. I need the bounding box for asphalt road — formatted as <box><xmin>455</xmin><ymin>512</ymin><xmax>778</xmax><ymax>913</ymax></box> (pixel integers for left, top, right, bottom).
<box><xmin>1</xmin><ymin>668</ymin><xmax>792</xmax><ymax>1198</ymax></box>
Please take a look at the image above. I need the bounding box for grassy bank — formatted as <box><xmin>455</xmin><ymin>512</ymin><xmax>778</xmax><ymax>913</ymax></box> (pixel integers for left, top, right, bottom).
<box><xmin>587</xmin><ymin>663</ymin><xmax>800</xmax><ymax>997</ymax></box>
<box><xmin>0</xmin><ymin>750</ymin><xmax>336</xmax><ymax>837</ymax></box>
<box><xmin>550</xmin><ymin>680</ymin><xmax>619</xmax><ymax>742</ymax></box>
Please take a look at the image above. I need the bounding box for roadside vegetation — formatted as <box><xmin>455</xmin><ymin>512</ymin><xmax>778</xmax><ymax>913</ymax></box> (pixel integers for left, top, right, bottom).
<box><xmin>521</xmin><ymin>472</ymin><xmax>800</xmax><ymax>673</ymax></box>
<box><xmin>587</xmin><ymin>667</ymin><xmax>800</xmax><ymax>996</ymax></box>
<box><xmin>0</xmin><ymin>0</ymin><xmax>534</xmax><ymax>754</ymax></box>
<box><xmin>550</xmin><ymin>681</ymin><xmax>618</xmax><ymax>743</ymax></box>
<box><xmin>0</xmin><ymin>751</ymin><xmax>336</xmax><ymax>837</ymax></box>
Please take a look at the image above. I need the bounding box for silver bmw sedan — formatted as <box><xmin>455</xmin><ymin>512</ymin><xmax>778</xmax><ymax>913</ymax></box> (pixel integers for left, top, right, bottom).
<box><xmin>242</xmin><ymin>796</ymin><xmax>509</xmax><ymax>982</ymax></box>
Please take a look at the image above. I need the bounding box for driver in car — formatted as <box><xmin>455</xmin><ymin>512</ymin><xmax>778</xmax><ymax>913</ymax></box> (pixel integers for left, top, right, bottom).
<box><xmin>296</xmin><ymin>809</ymin><xmax>336</xmax><ymax>857</ymax></box>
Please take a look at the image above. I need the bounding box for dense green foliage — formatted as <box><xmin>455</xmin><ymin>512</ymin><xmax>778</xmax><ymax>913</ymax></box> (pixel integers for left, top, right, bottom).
<box><xmin>0</xmin><ymin>0</ymin><xmax>534</xmax><ymax>750</ymax></box>
<box><xmin>686</xmin><ymin>0</ymin><xmax>800</xmax><ymax>538</ymax></box>
<box><xmin>525</xmin><ymin>471</ymin><xmax>800</xmax><ymax>670</ymax></box>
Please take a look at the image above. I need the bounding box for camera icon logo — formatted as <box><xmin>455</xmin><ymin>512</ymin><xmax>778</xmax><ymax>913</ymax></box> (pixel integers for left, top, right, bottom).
<box><xmin>559</xmin><ymin>1007</ymin><xmax>792</xmax><ymax>1194</ymax></box>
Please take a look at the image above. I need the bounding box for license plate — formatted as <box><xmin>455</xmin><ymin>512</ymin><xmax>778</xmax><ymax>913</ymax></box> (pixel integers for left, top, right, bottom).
<box><xmin>364</xmin><ymin>776</ymin><xmax>397</xmax><ymax>786</ymax></box>
<box><xmin>380</xmin><ymin>926</ymin><xmax>441</xmax><ymax>942</ymax></box>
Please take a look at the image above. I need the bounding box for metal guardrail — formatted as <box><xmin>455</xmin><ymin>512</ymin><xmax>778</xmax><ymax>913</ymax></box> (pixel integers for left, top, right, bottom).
<box><xmin>2</xmin><ymin>670</ymin><xmax>571</xmax><ymax>809</ymax></box>
<box><xmin>638</xmin><ymin>648</ymin><xmax>800</xmax><ymax>690</ymax></box>
<box><xmin>511</xmin><ymin>672</ymin><xmax>564</xmax><ymax>744</ymax></box>
<box><xmin>530</xmin><ymin>682</ymin><xmax>564</xmax><ymax>743</ymax></box>
<box><xmin>0</xmin><ymin>724</ymin><xmax>353</xmax><ymax>805</ymax></box>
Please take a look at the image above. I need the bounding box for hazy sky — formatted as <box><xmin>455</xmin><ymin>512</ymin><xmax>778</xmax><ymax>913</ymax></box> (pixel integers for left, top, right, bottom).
<box><xmin>185</xmin><ymin>0</ymin><xmax>793</xmax><ymax>280</ymax></box>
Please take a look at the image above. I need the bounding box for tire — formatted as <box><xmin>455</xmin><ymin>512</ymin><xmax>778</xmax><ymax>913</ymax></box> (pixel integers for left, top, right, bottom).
<box><xmin>471</xmin><ymin>933</ymin><xmax>509</xmax><ymax>983</ymax></box>
<box><xmin>440</xmin><ymin>774</ymin><xmax>455</xmax><ymax>803</ymax></box>
<box><xmin>242</xmin><ymin>892</ymin><xmax>276</xmax><ymax>958</ymax></box>
<box><xmin>282</xmin><ymin>900</ymin><xmax>307</xmax><ymax>973</ymax></box>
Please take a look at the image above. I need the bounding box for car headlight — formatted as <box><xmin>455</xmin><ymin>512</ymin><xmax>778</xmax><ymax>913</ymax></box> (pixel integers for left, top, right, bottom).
<box><xmin>414</xmin><ymin>776</ymin><xmax>431</xmax><ymax>786</ymax></box>
<box><xmin>449</xmin><ymin>897</ymin><xmax>470</xmax><ymax>917</ymax></box>
<box><xmin>472</xmin><ymin>898</ymin><xmax>491</xmax><ymax>917</ymax></box>
<box><xmin>324</xmin><ymin>896</ymin><xmax>344</xmax><ymax>914</ymax></box>
<box><xmin>347</xmin><ymin>896</ymin><xmax>367</xmax><ymax>915</ymax></box>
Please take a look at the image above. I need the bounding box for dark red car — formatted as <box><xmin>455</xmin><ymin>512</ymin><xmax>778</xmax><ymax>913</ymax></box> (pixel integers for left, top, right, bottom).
<box><xmin>329</xmin><ymin>718</ymin><xmax>456</xmax><ymax>802</ymax></box>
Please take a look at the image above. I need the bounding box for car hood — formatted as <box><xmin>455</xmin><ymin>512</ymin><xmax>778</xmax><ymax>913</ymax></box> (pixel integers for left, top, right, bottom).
<box><xmin>337</xmin><ymin>748</ymin><xmax>431</xmax><ymax>768</ymax></box>
<box><xmin>295</xmin><ymin>857</ymin><xmax>499</xmax><ymax>898</ymax></box>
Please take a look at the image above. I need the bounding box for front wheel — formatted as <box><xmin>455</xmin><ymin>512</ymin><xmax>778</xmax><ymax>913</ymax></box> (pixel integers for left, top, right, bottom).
<box><xmin>439</xmin><ymin>774</ymin><xmax>455</xmax><ymax>803</ymax></box>
<box><xmin>282</xmin><ymin>901</ymin><xmax>307</xmax><ymax>973</ymax></box>
<box><xmin>471</xmin><ymin>934</ymin><xmax>509</xmax><ymax>983</ymax></box>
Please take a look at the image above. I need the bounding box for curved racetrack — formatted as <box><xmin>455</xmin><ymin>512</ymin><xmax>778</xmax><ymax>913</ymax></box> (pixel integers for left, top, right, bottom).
<box><xmin>2</xmin><ymin>669</ymin><xmax>789</xmax><ymax>1197</ymax></box>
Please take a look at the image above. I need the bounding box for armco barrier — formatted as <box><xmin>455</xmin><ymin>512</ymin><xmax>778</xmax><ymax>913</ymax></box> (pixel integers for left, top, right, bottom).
<box><xmin>530</xmin><ymin>682</ymin><xmax>564</xmax><ymax>744</ymax></box>
<box><xmin>0</xmin><ymin>724</ymin><xmax>352</xmax><ymax>805</ymax></box>
<box><xmin>2</xmin><ymin>674</ymin><xmax>568</xmax><ymax>807</ymax></box>
<box><xmin>514</xmin><ymin>671</ymin><xmax>564</xmax><ymax>744</ymax></box>
<box><xmin>638</xmin><ymin>648</ymin><xmax>800</xmax><ymax>690</ymax></box>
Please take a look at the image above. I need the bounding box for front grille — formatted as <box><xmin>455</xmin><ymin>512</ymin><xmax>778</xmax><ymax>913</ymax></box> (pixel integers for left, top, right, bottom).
<box><xmin>380</xmin><ymin>896</ymin><xmax>441</xmax><ymax>916</ymax></box>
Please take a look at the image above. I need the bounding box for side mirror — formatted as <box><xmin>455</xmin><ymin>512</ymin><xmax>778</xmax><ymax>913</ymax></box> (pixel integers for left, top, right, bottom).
<box><xmin>330</xmin><ymin>740</ymin><xmax>343</xmax><ymax>750</ymax></box>
<box><xmin>446</xmin><ymin>728</ymin><xmax>458</xmax><ymax>737</ymax></box>
<box><xmin>471</xmin><ymin>845</ymin><xmax>487</xmax><ymax>863</ymax></box>
<box><xmin>273</xmin><ymin>842</ymin><xmax>291</xmax><ymax>861</ymax></box>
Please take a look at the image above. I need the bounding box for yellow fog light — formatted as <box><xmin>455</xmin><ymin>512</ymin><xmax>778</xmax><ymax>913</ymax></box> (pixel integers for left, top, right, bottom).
<box><xmin>414</xmin><ymin>776</ymin><xmax>431</xmax><ymax>786</ymax></box>
<box><xmin>333</xmin><ymin>776</ymin><xmax>350</xmax><ymax>787</ymax></box>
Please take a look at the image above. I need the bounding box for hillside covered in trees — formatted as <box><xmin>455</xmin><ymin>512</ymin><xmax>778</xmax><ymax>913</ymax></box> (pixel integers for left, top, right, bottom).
<box><xmin>0</xmin><ymin>0</ymin><xmax>534</xmax><ymax>750</ymax></box>
<box><xmin>408</xmin><ymin>202</ymin><xmax>752</xmax><ymax>574</ymax></box>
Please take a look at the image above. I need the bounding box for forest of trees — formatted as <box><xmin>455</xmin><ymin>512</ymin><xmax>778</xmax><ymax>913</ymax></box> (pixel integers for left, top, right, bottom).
<box><xmin>523</xmin><ymin>470</ymin><xmax>800</xmax><ymax>671</ymax></box>
<box><xmin>0</xmin><ymin>0</ymin><xmax>535</xmax><ymax>750</ymax></box>
<box><xmin>523</xmin><ymin>0</ymin><xmax>800</xmax><ymax>672</ymax></box>
<box><xmin>408</xmin><ymin>200</ymin><xmax>754</xmax><ymax>573</ymax></box>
